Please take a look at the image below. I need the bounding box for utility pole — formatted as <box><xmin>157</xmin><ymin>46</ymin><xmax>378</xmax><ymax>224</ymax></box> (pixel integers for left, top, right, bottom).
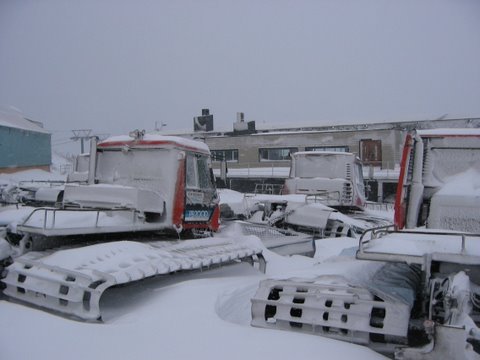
<box><xmin>71</xmin><ymin>129</ymin><xmax>92</xmax><ymax>153</ymax></box>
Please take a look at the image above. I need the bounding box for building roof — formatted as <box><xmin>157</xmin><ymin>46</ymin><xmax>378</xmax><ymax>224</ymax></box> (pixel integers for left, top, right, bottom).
<box><xmin>0</xmin><ymin>108</ymin><xmax>49</xmax><ymax>134</ymax></box>
<box><xmin>160</xmin><ymin>116</ymin><xmax>480</xmax><ymax>138</ymax></box>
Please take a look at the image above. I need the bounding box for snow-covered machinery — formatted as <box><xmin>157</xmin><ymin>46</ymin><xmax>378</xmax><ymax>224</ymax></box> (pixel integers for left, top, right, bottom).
<box><xmin>0</xmin><ymin>180</ymin><xmax>65</xmax><ymax>207</ymax></box>
<box><xmin>1</xmin><ymin>130</ymin><xmax>265</xmax><ymax>320</ymax></box>
<box><xmin>251</xmin><ymin>129</ymin><xmax>480</xmax><ymax>359</ymax></box>
<box><xmin>282</xmin><ymin>151</ymin><xmax>367</xmax><ymax>211</ymax></box>
<box><xmin>394</xmin><ymin>129</ymin><xmax>480</xmax><ymax>233</ymax></box>
<box><xmin>240</xmin><ymin>151</ymin><xmax>387</xmax><ymax>238</ymax></box>
<box><xmin>220</xmin><ymin>151</ymin><xmax>390</xmax><ymax>242</ymax></box>
<box><xmin>244</xmin><ymin>196</ymin><xmax>364</xmax><ymax>238</ymax></box>
<box><xmin>12</xmin><ymin>130</ymin><xmax>223</xmax><ymax>247</ymax></box>
<box><xmin>234</xmin><ymin>193</ymin><xmax>390</xmax><ymax>241</ymax></box>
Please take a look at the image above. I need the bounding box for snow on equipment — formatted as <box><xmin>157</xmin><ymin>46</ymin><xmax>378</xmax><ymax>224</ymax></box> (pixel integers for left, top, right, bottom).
<box><xmin>251</xmin><ymin>129</ymin><xmax>480</xmax><ymax>359</ymax></box>
<box><xmin>282</xmin><ymin>151</ymin><xmax>367</xmax><ymax>211</ymax></box>
<box><xmin>231</xmin><ymin>220</ymin><xmax>316</xmax><ymax>257</ymax></box>
<box><xmin>230</xmin><ymin>151</ymin><xmax>390</xmax><ymax>241</ymax></box>
<box><xmin>1</xmin><ymin>131</ymin><xmax>265</xmax><ymax>320</ymax></box>
<box><xmin>394</xmin><ymin>128</ymin><xmax>480</xmax><ymax>232</ymax></box>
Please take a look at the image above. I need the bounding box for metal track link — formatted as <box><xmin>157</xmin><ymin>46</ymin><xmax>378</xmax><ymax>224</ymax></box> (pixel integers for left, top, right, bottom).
<box><xmin>251</xmin><ymin>275</ymin><xmax>410</xmax><ymax>346</ymax></box>
<box><xmin>3</xmin><ymin>238</ymin><xmax>265</xmax><ymax>321</ymax></box>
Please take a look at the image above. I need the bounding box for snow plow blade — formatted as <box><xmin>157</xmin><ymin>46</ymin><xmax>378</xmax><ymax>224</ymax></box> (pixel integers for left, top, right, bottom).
<box><xmin>3</xmin><ymin>238</ymin><xmax>265</xmax><ymax>321</ymax></box>
<box><xmin>251</xmin><ymin>275</ymin><xmax>410</xmax><ymax>348</ymax></box>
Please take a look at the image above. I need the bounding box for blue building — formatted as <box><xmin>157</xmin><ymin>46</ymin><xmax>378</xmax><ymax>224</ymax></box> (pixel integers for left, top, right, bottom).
<box><xmin>0</xmin><ymin>110</ymin><xmax>51</xmax><ymax>174</ymax></box>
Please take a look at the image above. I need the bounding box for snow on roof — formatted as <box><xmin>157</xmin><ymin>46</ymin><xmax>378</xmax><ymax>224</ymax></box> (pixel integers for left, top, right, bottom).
<box><xmin>161</xmin><ymin>117</ymin><xmax>480</xmax><ymax>137</ymax></box>
<box><xmin>416</xmin><ymin>128</ymin><xmax>480</xmax><ymax>137</ymax></box>
<box><xmin>99</xmin><ymin>133</ymin><xmax>210</xmax><ymax>153</ymax></box>
<box><xmin>0</xmin><ymin>107</ymin><xmax>49</xmax><ymax>134</ymax></box>
<box><xmin>293</xmin><ymin>150</ymin><xmax>354</xmax><ymax>157</ymax></box>
<box><xmin>252</xmin><ymin>114</ymin><xmax>480</xmax><ymax>131</ymax></box>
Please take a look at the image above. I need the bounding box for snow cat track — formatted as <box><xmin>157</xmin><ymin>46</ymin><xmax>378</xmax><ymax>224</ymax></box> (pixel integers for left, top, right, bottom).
<box><xmin>3</xmin><ymin>238</ymin><xmax>265</xmax><ymax>321</ymax></box>
<box><xmin>251</xmin><ymin>275</ymin><xmax>410</xmax><ymax>352</ymax></box>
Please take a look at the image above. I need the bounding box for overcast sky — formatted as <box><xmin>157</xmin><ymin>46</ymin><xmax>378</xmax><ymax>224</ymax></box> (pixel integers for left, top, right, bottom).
<box><xmin>1</xmin><ymin>0</ymin><xmax>480</xmax><ymax>153</ymax></box>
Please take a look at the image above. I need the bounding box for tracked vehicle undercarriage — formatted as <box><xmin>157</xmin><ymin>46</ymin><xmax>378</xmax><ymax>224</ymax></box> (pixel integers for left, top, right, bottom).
<box><xmin>1</xmin><ymin>132</ymin><xmax>266</xmax><ymax>320</ymax></box>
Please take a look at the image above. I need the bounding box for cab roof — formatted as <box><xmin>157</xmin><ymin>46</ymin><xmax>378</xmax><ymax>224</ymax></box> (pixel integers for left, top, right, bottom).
<box><xmin>98</xmin><ymin>134</ymin><xmax>210</xmax><ymax>154</ymax></box>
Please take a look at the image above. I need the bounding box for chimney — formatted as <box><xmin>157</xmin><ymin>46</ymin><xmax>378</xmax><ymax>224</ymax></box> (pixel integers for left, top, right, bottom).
<box><xmin>193</xmin><ymin>108</ymin><xmax>214</xmax><ymax>132</ymax></box>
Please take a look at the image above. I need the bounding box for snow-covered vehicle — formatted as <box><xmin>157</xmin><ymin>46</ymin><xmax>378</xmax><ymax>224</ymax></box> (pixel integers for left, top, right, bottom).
<box><xmin>282</xmin><ymin>151</ymin><xmax>367</xmax><ymax>211</ymax></box>
<box><xmin>0</xmin><ymin>180</ymin><xmax>65</xmax><ymax>207</ymax></box>
<box><xmin>0</xmin><ymin>130</ymin><xmax>265</xmax><ymax>320</ymax></box>
<box><xmin>227</xmin><ymin>151</ymin><xmax>390</xmax><ymax>240</ymax></box>
<box><xmin>251</xmin><ymin>129</ymin><xmax>480</xmax><ymax>359</ymax></box>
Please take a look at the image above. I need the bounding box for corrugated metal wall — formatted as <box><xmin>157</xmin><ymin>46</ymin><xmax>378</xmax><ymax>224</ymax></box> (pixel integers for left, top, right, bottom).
<box><xmin>0</xmin><ymin>126</ymin><xmax>51</xmax><ymax>169</ymax></box>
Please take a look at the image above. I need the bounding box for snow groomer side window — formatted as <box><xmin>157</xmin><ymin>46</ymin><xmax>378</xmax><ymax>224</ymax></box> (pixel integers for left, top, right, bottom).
<box><xmin>186</xmin><ymin>153</ymin><xmax>215</xmax><ymax>190</ymax></box>
<box><xmin>186</xmin><ymin>153</ymin><xmax>197</xmax><ymax>188</ymax></box>
<box><xmin>354</xmin><ymin>162</ymin><xmax>365</xmax><ymax>194</ymax></box>
<box><xmin>197</xmin><ymin>155</ymin><xmax>214</xmax><ymax>189</ymax></box>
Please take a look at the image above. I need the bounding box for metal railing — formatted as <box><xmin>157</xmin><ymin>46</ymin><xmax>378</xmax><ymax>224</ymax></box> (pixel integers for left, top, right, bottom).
<box><xmin>365</xmin><ymin>202</ymin><xmax>395</xmax><ymax>211</ymax></box>
<box><xmin>19</xmin><ymin>206</ymin><xmax>137</xmax><ymax>232</ymax></box>
<box><xmin>305</xmin><ymin>191</ymin><xmax>341</xmax><ymax>204</ymax></box>
<box><xmin>254</xmin><ymin>183</ymin><xmax>284</xmax><ymax>195</ymax></box>
<box><xmin>358</xmin><ymin>227</ymin><xmax>480</xmax><ymax>259</ymax></box>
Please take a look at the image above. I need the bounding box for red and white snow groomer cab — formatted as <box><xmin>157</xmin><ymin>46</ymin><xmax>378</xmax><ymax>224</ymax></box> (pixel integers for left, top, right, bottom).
<box><xmin>17</xmin><ymin>130</ymin><xmax>220</xmax><ymax>245</ymax></box>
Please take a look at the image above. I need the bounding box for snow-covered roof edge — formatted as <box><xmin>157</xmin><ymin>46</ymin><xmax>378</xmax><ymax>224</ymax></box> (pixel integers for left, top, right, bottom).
<box><xmin>0</xmin><ymin>108</ymin><xmax>49</xmax><ymax>134</ymax></box>
<box><xmin>293</xmin><ymin>150</ymin><xmax>355</xmax><ymax>157</ymax></box>
<box><xmin>160</xmin><ymin>116</ymin><xmax>480</xmax><ymax>137</ymax></box>
<box><xmin>99</xmin><ymin>133</ymin><xmax>210</xmax><ymax>153</ymax></box>
<box><xmin>416</xmin><ymin>128</ymin><xmax>480</xmax><ymax>136</ymax></box>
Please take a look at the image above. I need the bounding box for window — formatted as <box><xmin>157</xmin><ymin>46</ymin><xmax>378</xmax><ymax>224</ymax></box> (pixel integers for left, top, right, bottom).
<box><xmin>354</xmin><ymin>162</ymin><xmax>365</xmax><ymax>194</ymax></box>
<box><xmin>305</xmin><ymin>146</ymin><xmax>349</xmax><ymax>152</ymax></box>
<box><xmin>259</xmin><ymin>147</ymin><xmax>298</xmax><ymax>161</ymax></box>
<box><xmin>186</xmin><ymin>153</ymin><xmax>215</xmax><ymax>189</ymax></box>
<box><xmin>359</xmin><ymin>139</ymin><xmax>382</xmax><ymax>166</ymax></box>
<box><xmin>211</xmin><ymin>149</ymin><xmax>238</xmax><ymax>162</ymax></box>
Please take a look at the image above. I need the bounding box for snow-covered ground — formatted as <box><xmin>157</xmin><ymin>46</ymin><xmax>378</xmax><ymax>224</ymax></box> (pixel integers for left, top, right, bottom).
<box><xmin>0</xmin><ymin>170</ymin><xmax>388</xmax><ymax>360</ymax></box>
<box><xmin>0</xmin><ymin>238</ymin><xmax>387</xmax><ymax>360</ymax></box>
<box><xmin>2</xmin><ymin>168</ymin><xmax>478</xmax><ymax>360</ymax></box>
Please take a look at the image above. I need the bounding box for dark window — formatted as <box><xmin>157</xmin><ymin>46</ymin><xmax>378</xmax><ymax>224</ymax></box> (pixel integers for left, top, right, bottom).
<box><xmin>259</xmin><ymin>147</ymin><xmax>298</xmax><ymax>161</ymax></box>
<box><xmin>305</xmin><ymin>146</ymin><xmax>349</xmax><ymax>152</ymax></box>
<box><xmin>186</xmin><ymin>153</ymin><xmax>214</xmax><ymax>189</ymax></box>
<box><xmin>211</xmin><ymin>149</ymin><xmax>238</xmax><ymax>162</ymax></box>
<box><xmin>359</xmin><ymin>139</ymin><xmax>382</xmax><ymax>166</ymax></box>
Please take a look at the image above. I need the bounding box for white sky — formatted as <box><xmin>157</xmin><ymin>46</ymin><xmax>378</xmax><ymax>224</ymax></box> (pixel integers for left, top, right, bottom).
<box><xmin>1</xmin><ymin>0</ymin><xmax>480</xmax><ymax>154</ymax></box>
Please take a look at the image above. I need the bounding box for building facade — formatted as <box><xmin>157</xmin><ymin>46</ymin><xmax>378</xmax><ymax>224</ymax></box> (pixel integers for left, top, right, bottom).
<box><xmin>169</xmin><ymin>111</ymin><xmax>480</xmax><ymax>202</ymax></box>
<box><xmin>0</xmin><ymin>111</ymin><xmax>51</xmax><ymax>174</ymax></box>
